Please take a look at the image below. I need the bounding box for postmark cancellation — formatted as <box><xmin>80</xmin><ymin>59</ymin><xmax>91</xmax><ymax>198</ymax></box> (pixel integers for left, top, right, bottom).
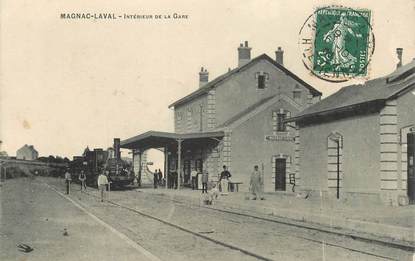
<box><xmin>299</xmin><ymin>6</ymin><xmax>375</xmax><ymax>83</ymax></box>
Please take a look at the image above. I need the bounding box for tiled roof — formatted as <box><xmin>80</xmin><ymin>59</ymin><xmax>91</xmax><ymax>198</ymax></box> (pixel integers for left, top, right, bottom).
<box><xmin>168</xmin><ymin>54</ymin><xmax>321</xmax><ymax>108</ymax></box>
<box><xmin>290</xmin><ymin>60</ymin><xmax>415</xmax><ymax>122</ymax></box>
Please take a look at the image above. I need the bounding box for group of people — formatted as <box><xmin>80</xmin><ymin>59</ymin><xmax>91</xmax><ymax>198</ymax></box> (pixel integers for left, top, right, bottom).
<box><xmin>64</xmin><ymin>169</ymin><xmax>87</xmax><ymax>194</ymax></box>
<box><xmin>63</xmin><ymin>163</ymin><xmax>264</xmax><ymax>204</ymax></box>
<box><xmin>188</xmin><ymin>165</ymin><xmax>232</xmax><ymax>194</ymax></box>
<box><xmin>199</xmin><ymin>165</ymin><xmax>231</xmax><ymax>205</ymax></box>
<box><xmin>167</xmin><ymin>170</ymin><xmax>179</xmax><ymax>189</ymax></box>
<box><xmin>64</xmin><ymin>169</ymin><xmax>110</xmax><ymax>202</ymax></box>
<box><xmin>152</xmin><ymin>169</ymin><xmax>164</xmax><ymax>188</ymax></box>
<box><xmin>200</xmin><ymin>165</ymin><xmax>265</xmax><ymax>202</ymax></box>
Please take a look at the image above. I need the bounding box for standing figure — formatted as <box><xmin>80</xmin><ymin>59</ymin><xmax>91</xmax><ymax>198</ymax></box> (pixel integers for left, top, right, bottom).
<box><xmin>153</xmin><ymin>170</ymin><xmax>158</xmax><ymax>189</ymax></box>
<box><xmin>249</xmin><ymin>165</ymin><xmax>264</xmax><ymax>200</ymax></box>
<box><xmin>158</xmin><ymin>169</ymin><xmax>163</xmax><ymax>186</ymax></box>
<box><xmin>167</xmin><ymin>170</ymin><xmax>172</xmax><ymax>188</ymax></box>
<box><xmin>97</xmin><ymin>171</ymin><xmax>109</xmax><ymax>202</ymax></box>
<box><xmin>173</xmin><ymin>171</ymin><xmax>178</xmax><ymax>189</ymax></box>
<box><xmin>64</xmin><ymin>169</ymin><xmax>72</xmax><ymax>195</ymax></box>
<box><xmin>137</xmin><ymin>169</ymin><xmax>142</xmax><ymax>188</ymax></box>
<box><xmin>201</xmin><ymin>171</ymin><xmax>209</xmax><ymax>193</ymax></box>
<box><xmin>78</xmin><ymin>171</ymin><xmax>87</xmax><ymax>192</ymax></box>
<box><xmin>219</xmin><ymin>165</ymin><xmax>232</xmax><ymax>194</ymax></box>
<box><xmin>191</xmin><ymin>168</ymin><xmax>198</xmax><ymax>190</ymax></box>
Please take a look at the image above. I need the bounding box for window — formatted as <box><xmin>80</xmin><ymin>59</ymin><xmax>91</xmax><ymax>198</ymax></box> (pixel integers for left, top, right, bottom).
<box><xmin>255</xmin><ymin>72</ymin><xmax>269</xmax><ymax>89</ymax></box>
<box><xmin>258</xmin><ymin>75</ymin><xmax>265</xmax><ymax>89</ymax></box>
<box><xmin>293</xmin><ymin>90</ymin><xmax>301</xmax><ymax>100</ymax></box>
<box><xmin>273</xmin><ymin>110</ymin><xmax>290</xmax><ymax>134</ymax></box>
<box><xmin>176</xmin><ymin>112</ymin><xmax>182</xmax><ymax>120</ymax></box>
<box><xmin>277</xmin><ymin>113</ymin><xmax>287</xmax><ymax>132</ymax></box>
<box><xmin>293</xmin><ymin>85</ymin><xmax>302</xmax><ymax>101</ymax></box>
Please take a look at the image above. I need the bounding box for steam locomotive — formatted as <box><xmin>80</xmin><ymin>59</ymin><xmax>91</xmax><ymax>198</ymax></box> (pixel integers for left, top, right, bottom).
<box><xmin>70</xmin><ymin>138</ymin><xmax>134</xmax><ymax>188</ymax></box>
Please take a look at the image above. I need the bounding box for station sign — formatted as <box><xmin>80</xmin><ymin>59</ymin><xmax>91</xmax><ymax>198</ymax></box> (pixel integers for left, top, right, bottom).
<box><xmin>264</xmin><ymin>135</ymin><xmax>295</xmax><ymax>142</ymax></box>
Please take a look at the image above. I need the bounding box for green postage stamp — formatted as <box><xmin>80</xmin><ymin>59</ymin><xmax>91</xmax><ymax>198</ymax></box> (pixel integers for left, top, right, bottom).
<box><xmin>299</xmin><ymin>6</ymin><xmax>375</xmax><ymax>82</ymax></box>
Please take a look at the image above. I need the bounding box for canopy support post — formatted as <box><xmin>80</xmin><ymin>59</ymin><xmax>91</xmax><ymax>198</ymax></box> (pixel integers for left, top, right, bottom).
<box><xmin>177</xmin><ymin>139</ymin><xmax>182</xmax><ymax>190</ymax></box>
<box><xmin>164</xmin><ymin>146</ymin><xmax>168</xmax><ymax>189</ymax></box>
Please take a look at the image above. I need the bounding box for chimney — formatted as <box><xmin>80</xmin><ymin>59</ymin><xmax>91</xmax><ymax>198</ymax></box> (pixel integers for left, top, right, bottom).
<box><xmin>238</xmin><ymin>41</ymin><xmax>251</xmax><ymax>67</ymax></box>
<box><xmin>275</xmin><ymin>47</ymin><xmax>284</xmax><ymax>66</ymax></box>
<box><xmin>396</xmin><ymin>48</ymin><xmax>403</xmax><ymax>69</ymax></box>
<box><xmin>199</xmin><ymin>67</ymin><xmax>209</xmax><ymax>88</ymax></box>
<box><xmin>113</xmin><ymin>138</ymin><xmax>121</xmax><ymax>160</ymax></box>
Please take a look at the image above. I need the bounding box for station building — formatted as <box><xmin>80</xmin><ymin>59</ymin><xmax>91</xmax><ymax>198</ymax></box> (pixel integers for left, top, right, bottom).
<box><xmin>288</xmin><ymin>58</ymin><xmax>415</xmax><ymax>205</ymax></box>
<box><xmin>120</xmin><ymin>42</ymin><xmax>321</xmax><ymax>191</ymax></box>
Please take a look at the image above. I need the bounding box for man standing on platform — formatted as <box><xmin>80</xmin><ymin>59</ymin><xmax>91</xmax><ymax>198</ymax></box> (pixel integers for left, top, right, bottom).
<box><xmin>219</xmin><ymin>165</ymin><xmax>231</xmax><ymax>194</ymax></box>
<box><xmin>64</xmin><ymin>169</ymin><xmax>71</xmax><ymax>195</ymax></box>
<box><xmin>201</xmin><ymin>170</ymin><xmax>209</xmax><ymax>193</ymax></box>
<box><xmin>158</xmin><ymin>169</ymin><xmax>163</xmax><ymax>186</ymax></box>
<box><xmin>153</xmin><ymin>170</ymin><xmax>158</xmax><ymax>189</ymax></box>
<box><xmin>249</xmin><ymin>165</ymin><xmax>264</xmax><ymax>200</ymax></box>
<box><xmin>97</xmin><ymin>171</ymin><xmax>109</xmax><ymax>202</ymax></box>
<box><xmin>191</xmin><ymin>168</ymin><xmax>198</xmax><ymax>190</ymax></box>
<box><xmin>78</xmin><ymin>170</ymin><xmax>87</xmax><ymax>192</ymax></box>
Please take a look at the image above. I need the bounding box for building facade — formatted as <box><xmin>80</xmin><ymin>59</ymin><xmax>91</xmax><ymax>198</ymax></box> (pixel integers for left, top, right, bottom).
<box><xmin>289</xmin><ymin>60</ymin><xmax>415</xmax><ymax>205</ymax></box>
<box><xmin>121</xmin><ymin>42</ymin><xmax>322</xmax><ymax>192</ymax></box>
<box><xmin>16</xmin><ymin>144</ymin><xmax>39</xmax><ymax>160</ymax></box>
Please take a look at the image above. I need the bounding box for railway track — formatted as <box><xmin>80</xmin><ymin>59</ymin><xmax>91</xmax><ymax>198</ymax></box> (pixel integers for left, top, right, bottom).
<box><xmin>76</xmin><ymin>189</ymin><xmax>407</xmax><ymax>261</ymax></box>
<box><xmin>43</xmin><ymin>177</ymin><xmax>412</xmax><ymax>261</ymax></box>
<box><xmin>82</xmin><ymin>190</ymin><xmax>274</xmax><ymax>261</ymax></box>
<box><xmin>149</xmin><ymin>192</ymin><xmax>415</xmax><ymax>252</ymax></box>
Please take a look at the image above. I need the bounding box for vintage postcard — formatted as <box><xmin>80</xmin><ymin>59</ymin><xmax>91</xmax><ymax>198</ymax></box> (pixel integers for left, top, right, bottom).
<box><xmin>1</xmin><ymin>1</ymin><xmax>414</xmax><ymax>260</ymax></box>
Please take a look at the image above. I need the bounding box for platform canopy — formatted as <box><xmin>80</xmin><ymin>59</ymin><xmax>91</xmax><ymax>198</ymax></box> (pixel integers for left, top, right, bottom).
<box><xmin>120</xmin><ymin>130</ymin><xmax>225</xmax><ymax>151</ymax></box>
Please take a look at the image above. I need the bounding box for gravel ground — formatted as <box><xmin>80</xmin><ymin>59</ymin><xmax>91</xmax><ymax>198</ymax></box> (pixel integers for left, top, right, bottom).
<box><xmin>43</xmin><ymin>177</ymin><xmax>412</xmax><ymax>261</ymax></box>
<box><xmin>0</xmin><ymin>177</ymin><xmax>153</xmax><ymax>261</ymax></box>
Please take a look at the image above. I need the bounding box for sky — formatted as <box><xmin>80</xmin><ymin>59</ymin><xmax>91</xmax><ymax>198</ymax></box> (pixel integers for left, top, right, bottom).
<box><xmin>1</xmin><ymin>0</ymin><xmax>414</xmax><ymax>161</ymax></box>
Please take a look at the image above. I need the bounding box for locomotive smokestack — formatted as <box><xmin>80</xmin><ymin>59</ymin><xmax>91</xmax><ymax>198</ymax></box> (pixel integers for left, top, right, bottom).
<box><xmin>113</xmin><ymin>138</ymin><xmax>121</xmax><ymax>160</ymax></box>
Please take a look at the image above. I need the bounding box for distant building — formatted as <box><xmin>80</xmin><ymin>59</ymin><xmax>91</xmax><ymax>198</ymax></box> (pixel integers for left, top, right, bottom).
<box><xmin>0</xmin><ymin>151</ymin><xmax>8</xmax><ymax>158</ymax></box>
<box><xmin>289</xmin><ymin>57</ymin><xmax>415</xmax><ymax>206</ymax></box>
<box><xmin>16</xmin><ymin>144</ymin><xmax>39</xmax><ymax>160</ymax></box>
<box><xmin>121</xmin><ymin>41</ymin><xmax>322</xmax><ymax>191</ymax></box>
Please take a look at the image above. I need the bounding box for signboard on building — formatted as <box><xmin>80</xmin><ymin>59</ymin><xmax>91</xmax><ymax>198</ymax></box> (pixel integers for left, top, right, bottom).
<box><xmin>264</xmin><ymin>135</ymin><xmax>295</xmax><ymax>142</ymax></box>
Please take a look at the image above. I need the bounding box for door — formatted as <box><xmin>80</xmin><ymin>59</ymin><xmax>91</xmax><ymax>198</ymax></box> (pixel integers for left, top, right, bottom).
<box><xmin>407</xmin><ymin>132</ymin><xmax>415</xmax><ymax>203</ymax></box>
<box><xmin>275</xmin><ymin>158</ymin><xmax>286</xmax><ymax>191</ymax></box>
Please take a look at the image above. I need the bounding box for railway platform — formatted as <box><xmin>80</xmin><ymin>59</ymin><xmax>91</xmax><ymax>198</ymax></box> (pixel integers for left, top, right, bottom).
<box><xmin>138</xmin><ymin>186</ymin><xmax>415</xmax><ymax>246</ymax></box>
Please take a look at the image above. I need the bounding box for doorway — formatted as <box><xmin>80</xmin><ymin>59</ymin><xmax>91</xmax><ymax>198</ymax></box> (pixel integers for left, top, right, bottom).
<box><xmin>275</xmin><ymin>158</ymin><xmax>286</xmax><ymax>191</ymax></box>
<box><xmin>407</xmin><ymin>132</ymin><xmax>415</xmax><ymax>203</ymax></box>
